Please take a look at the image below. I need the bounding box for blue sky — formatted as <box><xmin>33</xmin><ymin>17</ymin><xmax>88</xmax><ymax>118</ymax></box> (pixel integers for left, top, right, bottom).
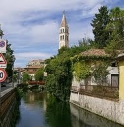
<box><xmin>0</xmin><ymin>0</ymin><xmax>123</xmax><ymax>68</ymax></box>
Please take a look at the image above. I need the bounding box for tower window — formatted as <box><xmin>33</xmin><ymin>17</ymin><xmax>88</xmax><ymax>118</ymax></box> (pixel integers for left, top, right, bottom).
<box><xmin>60</xmin><ymin>36</ymin><xmax>62</xmax><ymax>40</ymax></box>
<box><xmin>63</xmin><ymin>35</ymin><xmax>64</xmax><ymax>40</ymax></box>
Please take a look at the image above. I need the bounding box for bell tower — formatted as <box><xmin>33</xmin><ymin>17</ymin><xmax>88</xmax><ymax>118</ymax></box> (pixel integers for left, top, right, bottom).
<box><xmin>59</xmin><ymin>11</ymin><xmax>69</xmax><ymax>49</ymax></box>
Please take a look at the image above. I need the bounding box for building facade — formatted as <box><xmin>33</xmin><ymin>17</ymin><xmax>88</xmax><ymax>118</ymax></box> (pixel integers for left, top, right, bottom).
<box><xmin>24</xmin><ymin>59</ymin><xmax>45</xmax><ymax>80</ymax></box>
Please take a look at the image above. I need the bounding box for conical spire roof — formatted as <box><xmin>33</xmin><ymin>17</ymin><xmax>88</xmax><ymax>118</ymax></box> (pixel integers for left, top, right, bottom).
<box><xmin>60</xmin><ymin>11</ymin><xmax>68</xmax><ymax>27</ymax></box>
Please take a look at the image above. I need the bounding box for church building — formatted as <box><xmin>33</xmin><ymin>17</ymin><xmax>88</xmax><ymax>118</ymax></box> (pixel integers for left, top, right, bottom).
<box><xmin>59</xmin><ymin>11</ymin><xmax>69</xmax><ymax>49</ymax></box>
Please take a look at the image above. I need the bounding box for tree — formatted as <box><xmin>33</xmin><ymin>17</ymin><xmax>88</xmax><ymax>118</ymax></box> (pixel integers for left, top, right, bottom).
<box><xmin>45</xmin><ymin>43</ymin><xmax>90</xmax><ymax>101</ymax></box>
<box><xmin>105</xmin><ymin>7</ymin><xmax>124</xmax><ymax>55</ymax></box>
<box><xmin>92</xmin><ymin>62</ymin><xmax>109</xmax><ymax>86</ymax></box>
<box><xmin>0</xmin><ymin>26</ymin><xmax>15</xmax><ymax>79</ymax></box>
<box><xmin>22</xmin><ymin>72</ymin><xmax>30</xmax><ymax>83</ymax></box>
<box><xmin>0</xmin><ymin>28</ymin><xmax>4</xmax><ymax>39</ymax></box>
<box><xmin>35</xmin><ymin>68</ymin><xmax>44</xmax><ymax>81</ymax></box>
<box><xmin>0</xmin><ymin>24</ymin><xmax>4</xmax><ymax>39</ymax></box>
<box><xmin>4</xmin><ymin>40</ymin><xmax>14</xmax><ymax>77</ymax></box>
<box><xmin>73</xmin><ymin>62</ymin><xmax>90</xmax><ymax>81</ymax></box>
<box><xmin>58</xmin><ymin>46</ymin><xmax>68</xmax><ymax>55</ymax></box>
<box><xmin>91</xmin><ymin>6</ymin><xmax>110</xmax><ymax>48</ymax></box>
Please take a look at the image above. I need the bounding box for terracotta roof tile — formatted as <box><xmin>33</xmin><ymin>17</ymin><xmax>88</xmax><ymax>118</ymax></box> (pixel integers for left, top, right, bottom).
<box><xmin>25</xmin><ymin>66</ymin><xmax>42</xmax><ymax>69</ymax></box>
<box><xmin>80</xmin><ymin>49</ymin><xmax>110</xmax><ymax>57</ymax></box>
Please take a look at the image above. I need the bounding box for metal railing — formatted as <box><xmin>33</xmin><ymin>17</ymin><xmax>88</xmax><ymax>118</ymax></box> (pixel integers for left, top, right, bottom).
<box><xmin>71</xmin><ymin>85</ymin><xmax>119</xmax><ymax>99</ymax></box>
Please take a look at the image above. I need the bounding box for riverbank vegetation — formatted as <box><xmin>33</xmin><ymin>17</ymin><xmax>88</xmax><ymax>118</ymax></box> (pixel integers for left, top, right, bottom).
<box><xmin>45</xmin><ymin>6</ymin><xmax>124</xmax><ymax>101</ymax></box>
<box><xmin>45</xmin><ymin>43</ymin><xmax>90</xmax><ymax>101</ymax></box>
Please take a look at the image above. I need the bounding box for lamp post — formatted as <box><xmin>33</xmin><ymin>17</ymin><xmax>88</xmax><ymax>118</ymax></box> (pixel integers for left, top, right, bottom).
<box><xmin>12</xmin><ymin>55</ymin><xmax>16</xmax><ymax>88</ymax></box>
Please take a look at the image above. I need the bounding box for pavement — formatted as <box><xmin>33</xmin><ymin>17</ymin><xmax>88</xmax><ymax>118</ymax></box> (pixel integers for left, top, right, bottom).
<box><xmin>1</xmin><ymin>83</ymin><xmax>13</xmax><ymax>92</ymax></box>
<box><xmin>1</xmin><ymin>82</ymin><xmax>17</xmax><ymax>97</ymax></box>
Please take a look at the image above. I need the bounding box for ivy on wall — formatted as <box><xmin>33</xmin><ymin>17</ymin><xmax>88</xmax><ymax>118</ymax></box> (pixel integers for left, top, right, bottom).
<box><xmin>92</xmin><ymin>62</ymin><xmax>110</xmax><ymax>86</ymax></box>
<box><xmin>73</xmin><ymin>62</ymin><xmax>91</xmax><ymax>81</ymax></box>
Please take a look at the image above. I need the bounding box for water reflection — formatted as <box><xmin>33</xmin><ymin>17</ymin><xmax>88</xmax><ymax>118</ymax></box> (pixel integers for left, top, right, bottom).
<box><xmin>70</xmin><ymin>104</ymin><xmax>123</xmax><ymax>127</ymax></box>
<box><xmin>16</xmin><ymin>92</ymin><xmax>49</xmax><ymax>127</ymax></box>
<box><xmin>45</xmin><ymin>94</ymin><xmax>72</xmax><ymax>127</ymax></box>
<box><xmin>14</xmin><ymin>91</ymin><xmax>123</xmax><ymax>127</ymax></box>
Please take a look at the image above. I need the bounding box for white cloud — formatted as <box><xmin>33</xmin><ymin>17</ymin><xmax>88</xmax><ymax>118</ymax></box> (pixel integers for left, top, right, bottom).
<box><xmin>15</xmin><ymin>52</ymin><xmax>52</xmax><ymax>59</ymax></box>
<box><xmin>14</xmin><ymin>52</ymin><xmax>52</xmax><ymax>67</ymax></box>
<box><xmin>0</xmin><ymin>0</ymin><xmax>112</xmax><ymax>22</ymax></box>
<box><xmin>82</xmin><ymin>4</ymin><xmax>102</xmax><ymax>18</ymax></box>
<box><xmin>29</xmin><ymin>21</ymin><xmax>59</xmax><ymax>43</ymax></box>
<box><xmin>69</xmin><ymin>21</ymin><xmax>93</xmax><ymax>46</ymax></box>
<box><xmin>0</xmin><ymin>0</ymin><xmax>122</xmax><ymax>67</ymax></box>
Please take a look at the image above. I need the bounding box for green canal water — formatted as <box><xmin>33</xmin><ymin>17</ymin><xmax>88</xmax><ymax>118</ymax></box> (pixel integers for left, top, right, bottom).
<box><xmin>14</xmin><ymin>91</ymin><xmax>123</xmax><ymax>127</ymax></box>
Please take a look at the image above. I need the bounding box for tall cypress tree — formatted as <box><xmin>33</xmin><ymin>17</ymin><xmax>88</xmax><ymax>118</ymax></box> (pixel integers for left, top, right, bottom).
<box><xmin>105</xmin><ymin>7</ymin><xmax>124</xmax><ymax>56</ymax></box>
<box><xmin>106</xmin><ymin>7</ymin><xmax>124</xmax><ymax>49</ymax></box>
<box><xmin>91</xmin><ymin>6</ymin><xmax>110</xmax><ymax>48</ymax></box>
<box><xmin>5</xmin><ymin>40</ymin><xmax>14</xmax><ymax>77</ymax></box>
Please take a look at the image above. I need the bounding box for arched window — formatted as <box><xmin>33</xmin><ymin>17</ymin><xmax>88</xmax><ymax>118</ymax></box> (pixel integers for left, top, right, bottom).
<box><xmin>67</xmin><ymin>36</ymin><xmax>68</xmax><ymax>41</ymax></box>
<box><xmin>63</xmin><ymin>35</ymin><xmax>64</xmax><ymax>40</ymax></box>
<box><xmin>60</xmin><ymin>36</ymin><xmax>62</xmax><ymax>40</ymax></box>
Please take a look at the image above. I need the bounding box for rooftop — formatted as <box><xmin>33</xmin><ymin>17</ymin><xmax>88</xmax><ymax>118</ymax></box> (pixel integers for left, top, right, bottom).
<box><xmin>80</xmin><ymin>49</ymin><xmax>110</xmax><ymax>57</ymax></box>
<box><xmin>60</xmin><ymin>11</ymin><xmax>68</xmax><ymax>27</ymax></box>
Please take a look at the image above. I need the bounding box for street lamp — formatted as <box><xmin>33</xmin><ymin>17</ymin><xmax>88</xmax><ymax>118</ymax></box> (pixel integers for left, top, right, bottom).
<box><xmin>12</xmin><ymin>55</ymin><xmax>16</xmax><ymax>88</ymax></box>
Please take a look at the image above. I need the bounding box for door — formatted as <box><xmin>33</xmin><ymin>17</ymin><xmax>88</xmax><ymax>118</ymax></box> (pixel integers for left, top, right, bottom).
<box><xmin>111</xmin><ymin>74</ymin><xmax>119</xmax><ymax>87</ymax></box>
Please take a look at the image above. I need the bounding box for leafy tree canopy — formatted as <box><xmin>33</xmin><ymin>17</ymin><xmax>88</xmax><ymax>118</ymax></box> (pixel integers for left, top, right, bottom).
<box><xmin>105</xmin><ymin>7</ymin><xmax>124</xmax><ymax>56</ymax></box>
<box><xmin>22</xmin><ymin>72</ymin><xmax>30</xmax><ymax>83</ymax></box>
<box><xmin>4</xmin><ymin>40</ymin><xmax>14</xmax><ymax>77</ymax></box>
<box><xmin>73</xmin><ymin>62</ymin><xmax>90</xmax><ymax>81</ymax></box>
<box><xmin>35</xmin><ymin>68</ymin><xmax>44</xmax><ymax>81</ymax></box>
<box><xmin>91</xmin><ymin>6</ymin><xmax>110</xmax><ymax>48</ymax></box>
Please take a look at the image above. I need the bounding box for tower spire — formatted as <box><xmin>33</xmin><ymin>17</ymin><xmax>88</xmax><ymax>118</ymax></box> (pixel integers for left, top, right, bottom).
<box><xmin>59</xmin><ymin>11</ymin><xmax>69</xmax><ymax>49</ymax></box>
<box><xmin>63</xmin><ymin>10</ymin><xmax>65</xmax><ymax>15</ymax></box>
<box><xmin>60</xmin><ymin>11</ymin><xmax>68</xmax><ymax>27</ymax></box>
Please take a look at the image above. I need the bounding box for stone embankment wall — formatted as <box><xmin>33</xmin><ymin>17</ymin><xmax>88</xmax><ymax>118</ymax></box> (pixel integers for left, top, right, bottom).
<box><xmin>0</xmin><ymin>88</ymin><xmax>17</xmax><ymax>127</ymax></box>
<box><xmin>70</xmin><ymin>92</ymin><xmax>124</xmax><ymax>126</ymax></box>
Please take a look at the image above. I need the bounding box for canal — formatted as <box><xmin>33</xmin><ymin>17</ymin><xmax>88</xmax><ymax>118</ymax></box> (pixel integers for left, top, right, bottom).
<box><xmin>10</xmin><ymin>91</ymin><xmax>123</xmax><ymax>127</ymax></box>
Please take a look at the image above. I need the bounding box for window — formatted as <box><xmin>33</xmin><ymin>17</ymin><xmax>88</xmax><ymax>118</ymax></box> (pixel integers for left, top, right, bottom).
<box><xmin>111</xmin><ymin>62</ymin><xmax>117</xmax><ymax>67</ymax></box>
<box><xmin>63</xmin><ymin>35</ymin><xmax>64</xmax><ymax>40</ymax></box>
<box><xmin>111</xmin><ymin>74</ymin><xmax>119</xmax><ymax>87</ymax></box>
<box><xmin>60</xmin><ymin>36</ymin><xmax>62</xmax><ymax>40</ymax></box>
<box><xmin>67</xmin><ymin>36</ymin><xmax>68</xmax><ymax>41</ymax></box>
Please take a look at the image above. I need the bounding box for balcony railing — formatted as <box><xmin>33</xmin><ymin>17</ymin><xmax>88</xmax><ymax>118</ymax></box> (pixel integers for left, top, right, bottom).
<box><xmin>71</xmin><ymin>85</ymin><xmax>119</xmax><ymax>100</ymax></box>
